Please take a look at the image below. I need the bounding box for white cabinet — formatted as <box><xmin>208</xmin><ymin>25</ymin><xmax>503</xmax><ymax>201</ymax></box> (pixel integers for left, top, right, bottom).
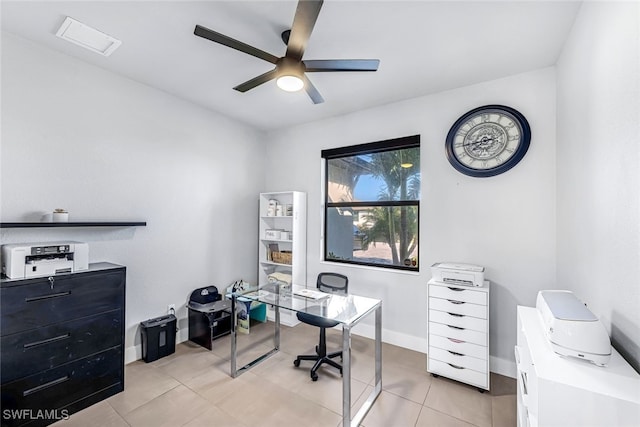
<box><xmin>259</xmin><ymin>191</ymin><xmax>307</xmax><ymax>326</ymax></box>
<box><xmin>516</xmin><ymin>306</ymin><xmax>640</xmax><ymax>427</ymax></box>
<box><xmin>427</xmin><ymin>278</ymin><xmax>490</xmax><ymax>391</ymax></box>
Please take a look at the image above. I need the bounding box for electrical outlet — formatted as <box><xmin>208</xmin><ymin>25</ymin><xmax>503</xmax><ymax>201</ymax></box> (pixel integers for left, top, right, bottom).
<box><xmin>167</xmin><ymin>304</ymin><xmax>175</xmax><ymax>315</ymax></box>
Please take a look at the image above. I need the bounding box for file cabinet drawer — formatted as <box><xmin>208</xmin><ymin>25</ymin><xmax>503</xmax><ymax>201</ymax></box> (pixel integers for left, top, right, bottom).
<box><xmin>429</xmin><ymin>309</ymin><xmax>487</xmax><ymax>332</ymax></box>
<box><xmin>1</xmin><ymin>347</ymin><xmax>123</xmax><ymax>416</ymax></box>
<box><xmin>429</xmin><ymin>321</ymin><xmax>487</xmax><ymax>346</ymax></box>
<box><xmin>429</xmin><ymin>334</ymin><xmax>487</xmax><ymax>360</ymax></box>
<box><xmin>429</xmin><ymin>346</ymin><xmax>487</xmax><ymax>372</ymax></box>
<box><xmin>428</xmin><ymin>358</ymin><xmax>488</xmax><ymax>389</ymax></box>
<box><xmin>429</xmin><ymin>297</ymin><xmax>487</xmax><ymax>318</ymax></box>
<box><xmin>429</xmin><ymin>285</ymin><xmax>486</xmax><ymax>305</ymax></box>
<box><xmin>1</xmin><ymin>310</ymin><xmax>122</xmax><ymax>383</ymax></box>
<box><xmin>1</xmin><ymin>269</ymin><xmax>125</xmax><ymax>335</ymax></box>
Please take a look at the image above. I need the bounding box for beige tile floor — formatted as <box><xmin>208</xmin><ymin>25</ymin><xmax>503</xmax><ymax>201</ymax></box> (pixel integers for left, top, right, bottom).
<box><xmin>54</xmin><ymin>321</ymin><xmax>516</xmax><ymax>427</ymax></box>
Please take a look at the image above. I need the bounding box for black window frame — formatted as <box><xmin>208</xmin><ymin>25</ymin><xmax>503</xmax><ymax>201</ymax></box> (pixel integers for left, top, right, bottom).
<box><xmin>321</xmin><ymin>135</ymin><xmax>420</xmax><ymax>272</ymax></box>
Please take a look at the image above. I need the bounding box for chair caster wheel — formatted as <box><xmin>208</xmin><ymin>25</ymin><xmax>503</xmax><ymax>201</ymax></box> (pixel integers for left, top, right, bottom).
<box><xmin>431</xmin><ymin>373</ymin><xmax>439</xmax><ymax>378</ymax></box>
<box><xmin>293</xmin><ymin>359</ymin><xmax>300</xmax><ymax>367</ymax></box>
<box><xmin>477</xmin><ymin>388</ymin><xmax>485</xmax><ymax>393</ymax></box>
<box><xmin>311</xmin><ymin>373</ymin><xmax>318</xmax><ymax>381</ymax></box>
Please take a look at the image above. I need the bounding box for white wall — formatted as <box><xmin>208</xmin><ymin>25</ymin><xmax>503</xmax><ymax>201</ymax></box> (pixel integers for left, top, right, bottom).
<box><xmin>265</xmin><ymin>68</ymin><xmax>557</xmax><ymax>376</ymax></box>
<box><xmin>556</xmin><ymin>2</ymin><xmax>640</xmax><ymax>371</ymax></box>
<box><xmin>0</xmin><ymin>33</ymin><xmax>266</xmax><ymax>362</ymax></box>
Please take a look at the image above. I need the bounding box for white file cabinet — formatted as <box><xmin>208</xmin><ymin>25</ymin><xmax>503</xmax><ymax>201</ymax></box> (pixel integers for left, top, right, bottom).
<box><xmin>516</xmin><ymin>306</ymin><xmax>640</xmax><ymax>427</ymax></box>
<box><xmin>427</xmin><ymin>278</ymin><xmax>490</xmax><ymax>391</ymax></box>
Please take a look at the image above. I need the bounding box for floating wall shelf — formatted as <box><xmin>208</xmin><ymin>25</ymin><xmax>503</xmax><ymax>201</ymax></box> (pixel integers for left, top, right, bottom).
<box><xmin>1</xmin><ymin>222</ymin><xmax>147</xmax><ymax>228</ymax></box>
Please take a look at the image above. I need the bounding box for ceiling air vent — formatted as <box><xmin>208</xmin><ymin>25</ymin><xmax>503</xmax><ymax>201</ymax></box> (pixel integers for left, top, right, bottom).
<box><xmin>56</xmin><ymin>17</ymin><xmax>121</xmax><ymax>57</ymax></box>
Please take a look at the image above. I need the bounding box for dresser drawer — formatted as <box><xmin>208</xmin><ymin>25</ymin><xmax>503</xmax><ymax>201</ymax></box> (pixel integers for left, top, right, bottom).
<box><xmin>428</xmin><ymin>358</ymin><xmax>488</xmax><ymax>389</ymax></box>
<box><xmin>1</xmin><ymin>310</ymin><xmax>123</xmax><ymax>383</ymax></box>
<box><xmin>429</xmin><ymin>285</ymin><xmax>486</xmax><ymax>305</ymax></box>
<box><xmin>0</xmin><ymin>347</ymin><xmax>123</xmax><ymax>417</ymax></box>
<box><xmin>429</xmin><ymin>334</ymin><xmax>487</xmax><ymax>360</ymax></box>
<box><xmin>429</xmin><ymin>309</ymin><xmax>487</xmax><ymax>333</ymax></box>
<box><xmin>429</xmin><ymin>321</ymin><xmax>487</xmax><ymax>346</ymax></box>
<box><xmin>429</xmin><ymin>297</ymin><xmax>487</xmax><ymax>318</ymax></box>
<box><xmin>429</xmin><ymin>346</ymin><xmax>487</xmax><ymax>373</ymax></box>
<box><xmin>1</xmin><ymin>269</ymin><xmax>125</xmax><ymax>335</ymax></box>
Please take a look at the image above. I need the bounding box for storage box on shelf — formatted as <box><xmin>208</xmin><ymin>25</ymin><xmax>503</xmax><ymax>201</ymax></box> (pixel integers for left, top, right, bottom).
<box><xmin>516</xmin><ymin>306</ymin><xmax>640</xmax><ymax>427</ymax></box>
<box><xmin>427</xmin><ymin>278</ymin><xmax>490</xmax><ymax>391</ymax></box>
<box><xmin>258</xmin><ymin>191</ymin><xmax>307</xmax><ymax>327</ymax></box>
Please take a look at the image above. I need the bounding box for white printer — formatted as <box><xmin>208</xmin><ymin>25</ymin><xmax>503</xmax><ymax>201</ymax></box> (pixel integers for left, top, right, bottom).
<box><xmin>431</xmin><ymin>262</ymin><xmax>485</xmax><ymax>287</ymax></box>
<box><xmin>1</xmin><ymin>242</ymin><xmax>89</xmax><ymax>279</ymax></box>
<box><xmin>536</xmin><ymin>290</ymin><xmax>611</xmax><ymax>366</ymax></box>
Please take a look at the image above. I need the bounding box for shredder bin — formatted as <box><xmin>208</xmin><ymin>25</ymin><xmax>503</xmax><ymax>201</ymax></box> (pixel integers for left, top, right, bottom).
<box><xmin>140</xmin><ymin>314</ymin><xmax>177</xmax><ymax>363</ymax></box>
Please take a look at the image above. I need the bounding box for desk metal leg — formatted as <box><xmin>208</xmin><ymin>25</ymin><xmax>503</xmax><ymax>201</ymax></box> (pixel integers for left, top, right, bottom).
<box><xmin>230</xmin><ymin>293</ymin><xmax>238</xmax><ymax>377</ymax></box>
<box><xmin>230</xmin><ymin>295</ymin><xmax>280</xmax><ymax>378</ymax></box>
<box><xmin>342</xmin><ymin>324</ymin><xmax>352</xmax><ymax>427</ymax></box>
<box><xmin>348</xmin><ymin>303</ymin><xmax>382</xmax><ymax>427</ymax></box>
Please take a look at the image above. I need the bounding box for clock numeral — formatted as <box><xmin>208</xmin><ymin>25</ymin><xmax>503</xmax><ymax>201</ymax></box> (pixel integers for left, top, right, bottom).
<box><xmin>482</xmin><ymin>161</ymin><xmax>489</xmax><ymax>168</ymax></box>
<box><xmin>495</xmin><ymin>156</ymin><xmax>504</xmax><ymax>165</ymax></box>
<box><xmin>509</xmin><ymin>135</ymin><xmax>519</xmax><ymax>141</ymax></box>
<box><xmin>504</xmin><ymin>121</ymin><xmax>515</xmax><ymax>130</ymax></box>
<box><xmin>457</xmin><ymin>129</ymin><xmax>468</xmax><ymax>137</ymax></box>
<box><xmin>505</xmin><ymin>147</ymin><xmax>515</xmax><ymax>153</ymax></box>
<box><xmin>482</xmin><ymin>114</ymin><xmax>490</xmax><ymax>123</ymax></box>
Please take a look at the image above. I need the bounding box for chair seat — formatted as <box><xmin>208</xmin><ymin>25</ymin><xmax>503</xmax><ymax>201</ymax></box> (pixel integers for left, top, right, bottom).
<box><xmin>297</xmin><ymin>311</ymin><xmax>340</xmax><ymax>329</ymax></box>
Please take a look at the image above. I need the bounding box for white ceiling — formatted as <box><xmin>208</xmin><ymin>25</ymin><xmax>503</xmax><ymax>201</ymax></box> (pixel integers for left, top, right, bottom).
<box><xmin>1</xmin><ymin>1</ymin><xmax>581</xmax><ymax>131</ymax></box>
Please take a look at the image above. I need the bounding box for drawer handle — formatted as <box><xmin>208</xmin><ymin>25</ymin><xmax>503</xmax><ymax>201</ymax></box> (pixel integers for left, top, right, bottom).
<box><xmin>447</xmin><ymin>299</ymin><xmax>465</xmax><ymax>305</ymax></box>
<box><xmin>447</xmin><ymin>312</ymin><xmax>464</xmax><ymax>317</ymax></box>
<box><xmin>25</xmin><ymin>291</ymin><xmax>71</xmax><ymax>303</ymax></box>
<box><xmin>447</xmin><ymin>287</ymin><xmax>465</xmax><ymax>292</ymax></box>
<box><xmin>447</xmin><ymin>337</ymin><xmax>465</xmax><ymax>343</ymax></box>
<box><xmin>447</xmin><ymin>325</ymin><xmax>464</xmax><ymax>330</ymax></box>
<box><xmin>23</xmin><ymin>376</ymin><xmax>69</xmax><ymax>397</ymax></box>
<box><xmin>24</xmin><ymin>333</ymin><xmax>71</xmax><ymax>349</ymax></box>
<box><xmin>448</xmin><ymin>350</ymin><xmax>464</xmax><ymax>356</ymax></box>
<box><xmin>447</xmin><ymin>363</ymin><xmax>464</xmax><ymax>370</ymax></box>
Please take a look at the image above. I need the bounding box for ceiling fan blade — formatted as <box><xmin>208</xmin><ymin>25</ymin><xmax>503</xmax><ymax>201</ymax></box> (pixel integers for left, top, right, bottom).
<box><xmin>303</xmin><ymin>75</ymin><xmax>324</xmax><ymax>104</ymax></box>
<box><xmin>303</xmin><ymin>59</ymin><xmax>380</xmax><ymax>72</ymax></box>
<box><xmin>194</xmin><ymin>24</ymin><xmax>279</xmax><ymax>64</ymax></box>
<box><xmin>233</xmin><ymin>69</ymin><xmax>279</xmax><ymax>92</ymax></box>
<box><xmin>285</xmin><ymin>0</ymin><xmax>324</xmax><ymax>61</ymax></box>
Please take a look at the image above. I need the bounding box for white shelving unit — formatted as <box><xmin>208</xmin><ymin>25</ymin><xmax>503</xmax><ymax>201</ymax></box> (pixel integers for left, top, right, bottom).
<box><xmin>516</xmin><ymin>306</ymin><xmax>640</xmax><ymax>427</ymax></box>
<box><xmin>427</xmin><ymin>278</ymin><xmax>491</xmax><ymax>391</ymax></box>
<box><xmin>258</xmin><ymin>191</ymin><xmax>307</xmax><ymax>326</ymax></box>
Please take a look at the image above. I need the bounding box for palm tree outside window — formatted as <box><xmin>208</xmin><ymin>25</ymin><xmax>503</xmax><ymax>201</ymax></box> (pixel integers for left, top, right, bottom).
<box><xmin>322</xmin><ymin>135</ymin><xmax>420</xmax><ymax>271</ymax></box>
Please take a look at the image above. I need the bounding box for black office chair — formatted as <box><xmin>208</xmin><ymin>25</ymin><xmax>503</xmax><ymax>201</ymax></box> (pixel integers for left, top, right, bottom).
<box><xmin>293</xmin><ymin>273</ymin><xmax>348</xmax><ymax>381</ymax></box>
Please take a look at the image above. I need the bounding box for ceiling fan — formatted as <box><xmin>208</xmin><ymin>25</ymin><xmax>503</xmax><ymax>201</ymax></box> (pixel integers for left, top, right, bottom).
<box><xmin>194</xmin><ymin>0</ymin><xmax>380</xmax><ymax>104</ymax></box>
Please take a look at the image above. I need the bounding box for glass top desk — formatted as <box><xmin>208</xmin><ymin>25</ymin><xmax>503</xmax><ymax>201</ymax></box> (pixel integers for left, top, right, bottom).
<box><xmin>228</xmin><ymin>283</ymin><xmax>382</xmax><ymax>427</ymax></box>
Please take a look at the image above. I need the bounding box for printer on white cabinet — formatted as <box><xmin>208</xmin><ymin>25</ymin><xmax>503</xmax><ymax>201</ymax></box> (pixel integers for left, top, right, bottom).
<box><xmin>536</xmin><ymin>290</ymin><xmax>611</xmax><ymax>366</ymax></box>
<box><xmin>430</xmin><ymin>262</ymin><xmax>485</xmax><ymax>287</ymax></box>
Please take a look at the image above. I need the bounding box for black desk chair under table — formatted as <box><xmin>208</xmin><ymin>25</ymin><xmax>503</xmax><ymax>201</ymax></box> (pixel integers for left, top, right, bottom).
<box><xmin>294</xmin><ymin>272</ymin><xmax>348</xmax><ymax>381</ymax></box>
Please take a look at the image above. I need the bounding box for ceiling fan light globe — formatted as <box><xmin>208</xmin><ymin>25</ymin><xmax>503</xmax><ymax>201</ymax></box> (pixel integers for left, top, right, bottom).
<box><xmin>277</xmin><ymin>75</ymin><xmax>304</xmax><ymax>92</ymax></box>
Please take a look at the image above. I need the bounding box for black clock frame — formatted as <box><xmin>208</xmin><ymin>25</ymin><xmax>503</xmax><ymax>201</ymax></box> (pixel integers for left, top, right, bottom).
<box><xmin>445</xmin><ymin>104</ymin><xmax>531</xmax><ymax>178</ymax></box>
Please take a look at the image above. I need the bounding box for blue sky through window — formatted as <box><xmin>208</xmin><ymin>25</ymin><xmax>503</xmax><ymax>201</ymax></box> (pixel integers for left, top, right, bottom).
<box><xmin>354</xmin><ymin>174</ymin><xmax>385</xmax><ymax>201</ymax></box>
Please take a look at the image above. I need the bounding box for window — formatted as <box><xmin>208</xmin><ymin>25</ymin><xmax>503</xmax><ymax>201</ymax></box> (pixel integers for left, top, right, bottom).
<box><xmin>322</xmin><ymin>135</ymin><xmax>420</xmax><ymax>271</ymax></box>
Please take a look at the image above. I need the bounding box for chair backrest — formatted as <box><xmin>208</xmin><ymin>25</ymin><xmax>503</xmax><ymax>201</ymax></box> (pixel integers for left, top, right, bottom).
<box><xmin>316</xmin><ymin>273</ymin><xmax>348</xmax><ymax>296</ymax></box>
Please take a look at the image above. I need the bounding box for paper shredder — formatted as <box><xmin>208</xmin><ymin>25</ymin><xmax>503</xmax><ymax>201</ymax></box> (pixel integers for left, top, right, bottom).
<box><xmin>140</xmin><ymin>314</ymin><xmax>177</xmax><ymax>363</ymax></box>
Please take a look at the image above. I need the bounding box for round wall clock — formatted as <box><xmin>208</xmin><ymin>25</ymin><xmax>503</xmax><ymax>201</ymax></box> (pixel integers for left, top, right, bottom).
<box><xmin>445</xmin><ymin>105</ymin><xmax>531</xmax><ymax>177</ymax></box>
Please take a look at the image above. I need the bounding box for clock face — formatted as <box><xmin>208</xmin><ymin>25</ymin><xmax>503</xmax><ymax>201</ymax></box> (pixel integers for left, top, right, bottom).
<box><xmin>445</xmin><ymin>105</ymin><xmax>531</xmax><ymax>177</ymax></box>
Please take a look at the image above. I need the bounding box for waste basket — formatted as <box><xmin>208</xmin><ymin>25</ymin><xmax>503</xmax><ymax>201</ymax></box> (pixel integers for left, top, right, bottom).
<box><xmin>140</xmin><ymin>314</ymin><xmax>177</xmax><ymax>363</ymax></box>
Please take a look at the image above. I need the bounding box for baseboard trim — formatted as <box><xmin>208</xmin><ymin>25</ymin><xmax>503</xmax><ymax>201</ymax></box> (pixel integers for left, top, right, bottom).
<box><xmin>490</xmin><ymin>355</ymin><xmax>517</xmax><ymax>378</ymax></box>
<box><xmin>126</xmin><ymin>322</ymin><xmax>517</xmax><ymax>379</ymax></box>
